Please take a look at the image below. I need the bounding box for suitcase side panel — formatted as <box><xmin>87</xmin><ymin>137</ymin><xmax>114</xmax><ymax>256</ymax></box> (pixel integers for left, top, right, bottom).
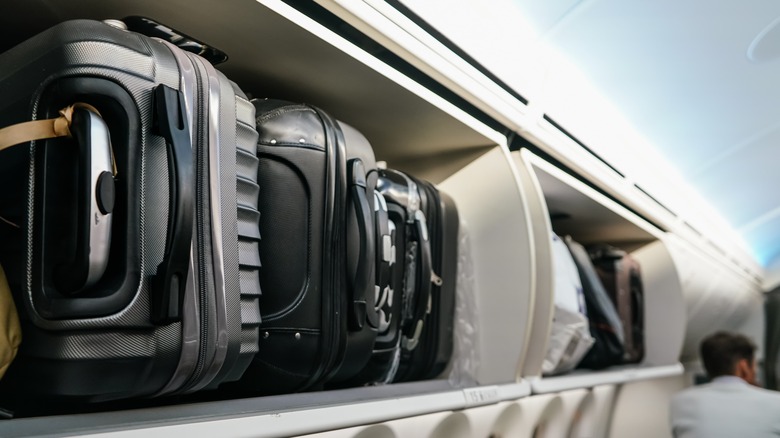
<box><xmin>427</xmin><ymin>188</ymin><xmax>458</xmax><ymax>377</ymax></box>
<box><xmin>239</xmin><ymin>100</ymin><xmax>330</xmax><ymax>394</ymax></box>
<box><xmin>0</xmin><ymin>20</ymin><xmax>186</xmax><ymax>403</ymax></box>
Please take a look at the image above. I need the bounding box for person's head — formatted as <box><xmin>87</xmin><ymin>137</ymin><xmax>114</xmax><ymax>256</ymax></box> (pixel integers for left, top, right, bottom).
<box><xmin>700</xmin><ymin>331</ymin><xmax>757</xmax><ymax>383</ymax></box>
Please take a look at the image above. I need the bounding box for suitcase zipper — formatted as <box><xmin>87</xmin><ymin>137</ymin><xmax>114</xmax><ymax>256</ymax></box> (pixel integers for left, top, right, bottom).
<box><xmin>184</xmin><ymin>55</ymin><xmax>211</xmax><ymax>389</ymax></box>
<box><xmin>307</xmin><ymin>107</ymin><xmax>345</xmax><ymax>387</ymax></box>
<box><xmin>421</xmin><ymin>183</ymin><xmax>441</xmax><ymax>376</ymax></box>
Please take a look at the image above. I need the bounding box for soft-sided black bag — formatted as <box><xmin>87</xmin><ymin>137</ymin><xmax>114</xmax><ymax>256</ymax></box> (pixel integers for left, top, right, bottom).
<box><xmin>236</xmin><ymin>99</ymin><xmax>384</xmax><ymax>394</ymax></box>
<box><xmin>564</xmin><ymin>237</ymin><xmax>625</xmax><ymax>369</ymax></box>
<box><xmin>589</xmin><ymin>244</ymin><xmax>645</xmax><ymax>364</ymax></box>
<box><xmin>393</xmin><ymin>174</ymin><xmax>458</xmax><ymax>382</ymax></box>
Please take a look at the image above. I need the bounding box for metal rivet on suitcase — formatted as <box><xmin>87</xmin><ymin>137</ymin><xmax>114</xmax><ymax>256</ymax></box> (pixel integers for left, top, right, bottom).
<box><xmin>299</xmin><ymin>138</ymin><xmax>305</xmax><ymax>143</ymax></box>
<box><xmin>270</xmin><ymin>139</ymin><xmax>277</xmax><ymax>144</ymax></box>
<box><xmin>103</xmin><ymin>19</ymin><xmax>128</xmax><ymax>30</ymax></box>
<box><xmin>295</xmin><ymin>333</ymin><xmax>301</xmax><ymax>340</ymax></box>
<box><xmin>263</xmin><ymin>331</ymin><xmax>270</xmax><ymax>339</ymax></box>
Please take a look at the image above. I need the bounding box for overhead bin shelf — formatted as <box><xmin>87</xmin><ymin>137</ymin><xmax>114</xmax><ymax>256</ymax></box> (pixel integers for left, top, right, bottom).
<box><xmin>516</xmin><ymin>146</ymin><xmax>762</xmax><ymax>382</ymax></box>
<box><xmin>512</xmin><ymin>149</ymin><xmax>686</xmax><ymax>378</ymax></box>
<box><xmin>4</xmin><ymin>381</ymin><xmax>531</xmax><ymax>438</ymax></box>
<box><xmin>529</xmin><ymin>363</ymin><xmax>684</xmax><ymax>394</ymax></box>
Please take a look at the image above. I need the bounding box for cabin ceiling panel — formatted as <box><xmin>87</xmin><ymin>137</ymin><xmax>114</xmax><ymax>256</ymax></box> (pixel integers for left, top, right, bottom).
<box><xmin>509</xmin><ymin>0</ymin><xmax>780</xmax><ymax>273</ymax></box>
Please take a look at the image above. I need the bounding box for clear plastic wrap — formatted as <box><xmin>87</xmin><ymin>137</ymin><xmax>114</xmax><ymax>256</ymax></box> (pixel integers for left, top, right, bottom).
<box><xmin>448</xmin><ymin>220</ymin><xmax>480</xmax><ymax>386</ymax></box>
<box><xmin>542</xmin><ymin>306</ymin><xmax>594</xmax><ymax>375</ymax></box>
<box><xmin>543</xmin><ymin>234</ymin><xmax>595</xmax><ymax>375</ymax></box>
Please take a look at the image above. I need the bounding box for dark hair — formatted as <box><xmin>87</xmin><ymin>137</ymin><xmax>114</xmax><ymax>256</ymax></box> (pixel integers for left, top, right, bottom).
<box><xmin>700</xmin><ymin>332</ymin><xmax>756</xmax><ymax>378</ymax></box>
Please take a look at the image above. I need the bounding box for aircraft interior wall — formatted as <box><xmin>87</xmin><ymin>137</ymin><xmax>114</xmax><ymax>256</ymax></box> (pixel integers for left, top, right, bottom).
<box><xmin>0</xmin><ymin>0</ymin><xmax>770</xmax><ymax>437</ymax></box>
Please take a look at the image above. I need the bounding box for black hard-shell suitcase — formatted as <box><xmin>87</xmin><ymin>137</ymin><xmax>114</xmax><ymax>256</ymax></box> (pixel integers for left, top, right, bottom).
<box><xmin>393</xmin><ymin>175</ymin><xmax>458</xmax><ymax>382</ymax></box>
<box><xmin>589</xmin><ymin>245</ymin><xmax>645</xmax><ymax>363</ymax></box>
<box><xmin>564</xmin><ymin>237</ymin><xmax>625</xmax><ymax>370</ymax></box>
<box><xmin>236</xmin><ymin>99</ymin><xmax>383</xmax><ymax>394</ymax></box>
<box><xmin>0</xmin><ymin>19</ymin><xmax>261</xmax><ymax>407</ymax></box>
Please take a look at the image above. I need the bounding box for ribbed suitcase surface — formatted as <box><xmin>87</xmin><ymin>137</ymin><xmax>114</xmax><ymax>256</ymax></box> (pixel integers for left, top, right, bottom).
<box><xmin>0</xmin><ymin>19</ymin><xmax>261</xmax><ymax>409</ymax></box>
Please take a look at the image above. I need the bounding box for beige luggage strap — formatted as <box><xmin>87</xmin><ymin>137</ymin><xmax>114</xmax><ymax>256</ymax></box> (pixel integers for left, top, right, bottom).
<box><xmin>0</xmin><ymin>103</ymin><xmax>101</xmax><ymax>153</ymax></box>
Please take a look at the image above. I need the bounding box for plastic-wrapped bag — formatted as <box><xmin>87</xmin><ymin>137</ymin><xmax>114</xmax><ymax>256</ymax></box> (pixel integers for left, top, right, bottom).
<box><xmin>543</xmin><ymin>234</ymin><xmax>594</xmax><ymax>375</ymax></box>
<box><xmin>543</xmin><ymin>306</ymin><xmax>594</xmax><ymax>375</ymax></box>
<box><xmin>447</xmin><ymin>220</ymin><xmax>479</xmax><ymax>385</ymax></box>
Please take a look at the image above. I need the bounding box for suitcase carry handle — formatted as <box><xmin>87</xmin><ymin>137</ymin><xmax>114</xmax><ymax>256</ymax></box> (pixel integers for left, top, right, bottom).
<box><xmin>348</xmin><ymin>159</ymin><xmax>378</xmax><ymax>330</ymax></box>
<box><xmin>402</xmin><ymin>210</ymin><xmax>432</xmax><ymax>351</ymax></box>
<box><xmin>150</xmin><ymin>85</ymin><xmax>194</xmax><ymax>325</ymax></box>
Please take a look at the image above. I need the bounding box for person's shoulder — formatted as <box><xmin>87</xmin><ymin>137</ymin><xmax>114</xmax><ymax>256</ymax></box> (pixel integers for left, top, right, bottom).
<box><xmin>671</xmin><ymin>383</ymin><xmax>711</xmax><ymax>404</ymax></box>
<box><xmin>746</xmin><ymin>385</ymin><xmax>780</xmax><ymax>401</ymax></box>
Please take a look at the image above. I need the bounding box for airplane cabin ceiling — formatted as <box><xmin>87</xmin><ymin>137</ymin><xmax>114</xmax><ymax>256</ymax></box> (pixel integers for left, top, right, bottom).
<box><xmin>514</xmin><ymin>0</ymin><xmax>780</xmax><ymax>270</ymax></box>
<box><xmin>399</xmin><ymin>0</ymin><xmax>780</xmax><ymax>284</ymax></box>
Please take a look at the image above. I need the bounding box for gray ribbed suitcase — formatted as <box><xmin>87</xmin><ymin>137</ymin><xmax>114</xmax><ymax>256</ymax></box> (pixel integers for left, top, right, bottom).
<box><xmin>0</xmin><ymin>19</ymin><xmax>261</xmax><ymax>407</ymax></box>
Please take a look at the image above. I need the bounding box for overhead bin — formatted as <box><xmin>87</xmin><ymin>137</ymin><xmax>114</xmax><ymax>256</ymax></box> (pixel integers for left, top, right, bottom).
<box><xmin>661</xmin><ymin>234</ymin><xmax>764</xmax><ymax>364</ymax></box>
<box><xmin>0</xmin><ymin>0</ymin><xmax>541</xmax><ymax>430</ymax></box>
<box><xmin>513</xmin><ymin>148</ymin><xmax>686</xmax><ymax>389</ymax></box>
<box><xmin>514</xmin><ymin>147</ymin><xmax>763</xmax><ymax>390</ymax></box>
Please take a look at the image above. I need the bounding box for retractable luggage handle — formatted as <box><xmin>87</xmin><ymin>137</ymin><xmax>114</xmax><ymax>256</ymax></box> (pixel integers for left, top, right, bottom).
<box><xmin>347</xmin><ymin>158</ymin><xmax>378</xmax><ymax>330</ymax></box>
<box><xmin>150</xmin><ymin>85</ymin><xmax>194</xmax><ymax>325</ymax></box>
